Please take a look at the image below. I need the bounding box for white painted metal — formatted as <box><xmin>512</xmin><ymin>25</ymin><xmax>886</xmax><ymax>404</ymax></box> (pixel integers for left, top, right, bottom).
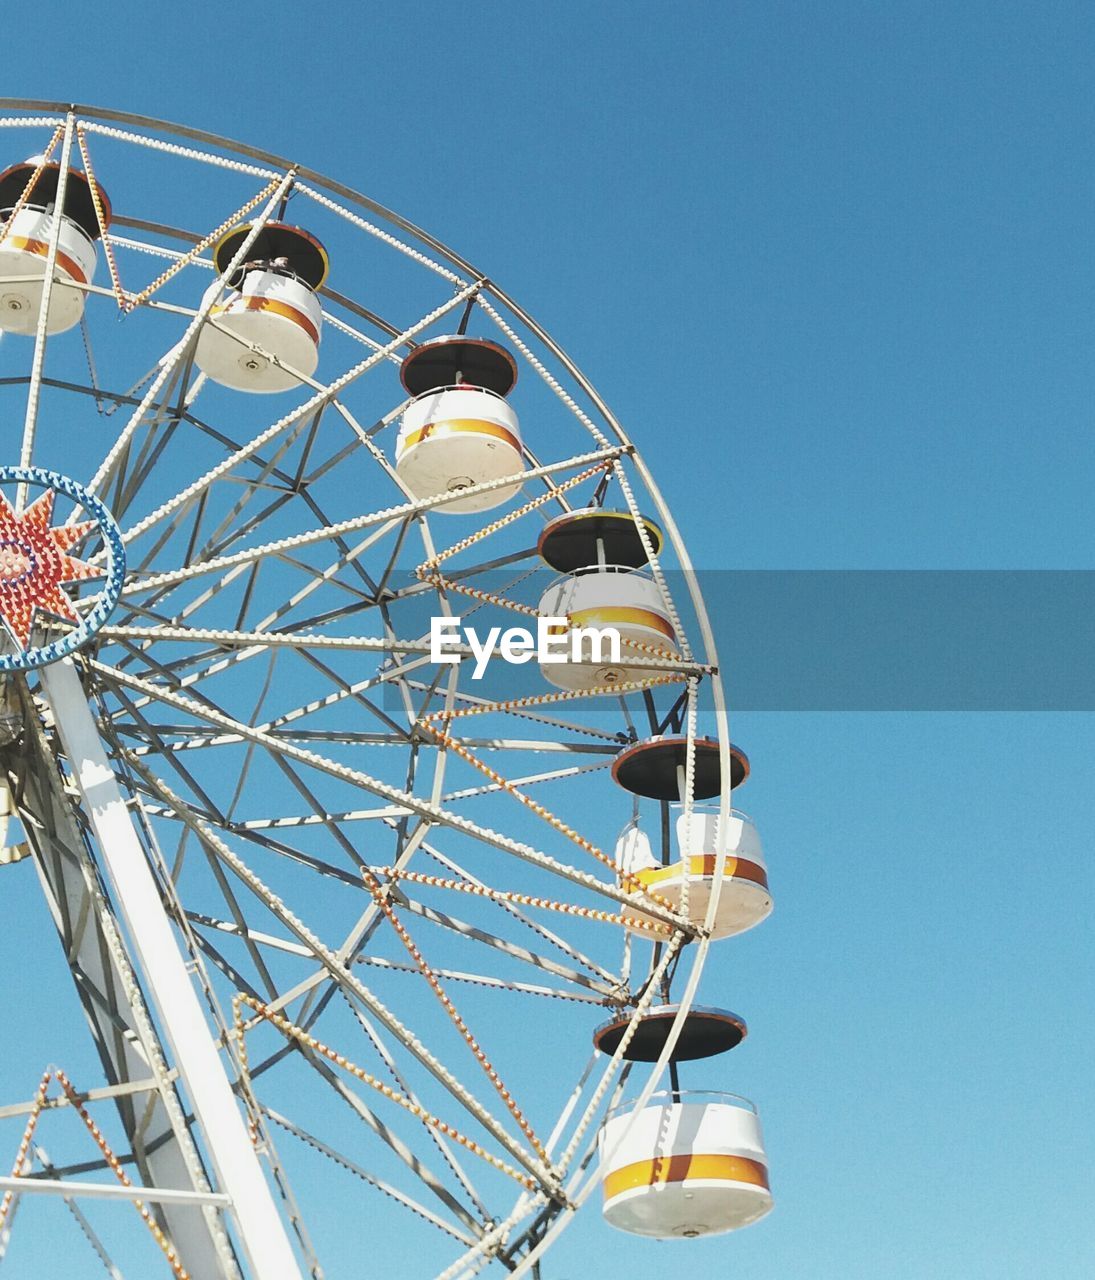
<box><xmin>0</xmin><ymin>1176</ymin><xmax>232</xmax><ymax>1207</ymax></box>
<box><xmin>40</xmin><ymin>659</ymin><xmax>303</xmax><ymax>1280</ymax></box>
<box><xmin>18</xmin><ymin>114</ymin><xmax>74</xmax><ymax>512</ymax></box>
<box><xmin>195</xmin><ymin>270</ymin><xmax>322</xmax><ymax>392</ymax></box>
<box><xmin>395</xmin><ymin>386</ymin><xmax>525</xmax><ymax>511</ymax></box>
<box><xmin>10</xmin><ymin>689</ymin><xmax>239</xmax><ymax>1279</ymax></box>
<box><xmin>0</xmin><ymin>100</ymin><xmax>746</xmax><ymax>1278</ymax></box>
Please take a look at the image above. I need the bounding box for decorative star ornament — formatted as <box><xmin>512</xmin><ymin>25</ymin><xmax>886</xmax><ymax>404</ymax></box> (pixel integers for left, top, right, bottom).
<box><xmin>0</xmin><ymin>488</ymin><xmax>100</xmax><ymax>651</ymax></box>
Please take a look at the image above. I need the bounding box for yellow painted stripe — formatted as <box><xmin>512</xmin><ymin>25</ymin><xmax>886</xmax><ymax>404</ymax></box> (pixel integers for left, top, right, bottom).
<box><xmin>212</xmin><ymin>295</ymin><xmax>320</xmax><ymax>345</ymax></box>
<box><xmin>401</xmin><ymin>417</ymin><xmax>521</xmax><ymax>455</ymax></box>
<box><xmin>633</xmin><ymin>854</ymin><xmax>769</xmax><ymax>891</ymax></box>
<box><xmin>5</xmin><ymin>236</ymin><xmax>88</xmax><ymax>285</ymax></box>
<box><xmin>567</xmin><ymin>605</ymin><xmax>675</xmax><ymax>641</ymax></box>
<box><xmin>604</xmin><ymin>1152</ymin><xmax>770</xmax><ymax>1201</ymax></box>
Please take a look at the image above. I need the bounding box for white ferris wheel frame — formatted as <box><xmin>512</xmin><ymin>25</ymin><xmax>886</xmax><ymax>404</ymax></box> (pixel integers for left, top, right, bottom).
<box><xmin>0</xmin><ymin>99</ymin><xmax>737</xmax><ymax>1280</ymax></box>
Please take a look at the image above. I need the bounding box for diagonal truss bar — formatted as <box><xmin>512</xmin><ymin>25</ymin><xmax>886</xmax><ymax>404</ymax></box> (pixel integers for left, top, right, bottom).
<box><xmin>81</xmin><ymin>169</ymin><xmax>299</xmax><ymax>509</ymax></box>
<box><xmin>262</xmin><ymin>1110</ymin><xmax>475</xmax><ymax>1247</ymax></box>
<box><xmin>120</xmin><ymin>447</ymin><xmax>625</xmax><ymax>595</ymax></box>
<box><xmin>0</xmin><ymin>1177</ymin><xmax>231</xmax><ymax>1206</ymax></box>
<box><xmin>116</xmin><ymin>747</ymin><xmax>562</xmax><ymax>1194</ymax></box>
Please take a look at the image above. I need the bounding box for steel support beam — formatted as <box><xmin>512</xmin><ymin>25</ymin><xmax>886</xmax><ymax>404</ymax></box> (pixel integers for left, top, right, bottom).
<box><xmin>4</xmin><ymin>679</ymin><xmax>239</xmax><ymax>1280</ymax></box>
<box><xmin>41</xmin><ymin>659</ymin><xmax>302</xmax><ymax>1280</ymax></box>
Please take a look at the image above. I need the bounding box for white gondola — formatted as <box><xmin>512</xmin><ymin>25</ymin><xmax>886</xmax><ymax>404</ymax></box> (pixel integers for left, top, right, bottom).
<box><xmin>395</xmin><ymin>384</ymin><xmax>525</xmax><ymax>511</ymax></box>
<box><xmin>0</xmin><ymin>157</ymin><xmax>109</xmax><ymax>336</ymax></box>
<box><xmin>536</xmin><ymin>565</ymin><xmax>678</xmax><ymax>690</ymax></box>
<box><xmin>393</xmin><ymin>335</ymin><xmax>525</xmax><ymax>512</ymax></box>
<box><xmin>600</xmin><ymin>1090</ymin><xmax>773</xmax><ymax>1237</ymax></box>
<box><xmin>194</xmin><ymin>222</ymin><xmax>328</xmax><ymax>393</ymax></box>
<box><xmin>617</xmin><ymin>804</ymin><xmax>772</xmax><ymax>939</ymax></box>
<box><xmin>196</xmin><ymin>273</ymin><xmax>323</xmax><ymax>392</ymax></box>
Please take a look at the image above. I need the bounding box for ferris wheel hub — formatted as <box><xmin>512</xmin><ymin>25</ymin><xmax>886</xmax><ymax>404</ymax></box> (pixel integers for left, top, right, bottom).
<box><xmin>0</xmin><ymin>467</ymin><xmax>124</xmax><ymax>671</ymax></box>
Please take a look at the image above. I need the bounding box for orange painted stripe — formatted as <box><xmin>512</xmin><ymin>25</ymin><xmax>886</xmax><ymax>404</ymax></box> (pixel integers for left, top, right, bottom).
<box><xmin>213</xmin><ymin>295</ymin><xmax>321</xmax><ymax>345</ymax></box>
<box><xmin>5</xmin><ymin>236</ymin><xmax>88</xmax><ymax>285</ymax></box>
<box><xmin>401</xmin><ymin>417</ymin><xmax>522</xmax><ymax>455</ymax></box>
<box><xmin>567</xmin><ymin>605</ymin><xmax>675</xmax><ymax>641</ymax></box>
<box><xmin>633</xmin><ymin>854</ymin><xmax>769</xmax><ymax>891</ymax></box>
<box><xmin>604</xmin><ymin>1152</ymin><xmax>770</xmax><ymax>1201</ymax></box>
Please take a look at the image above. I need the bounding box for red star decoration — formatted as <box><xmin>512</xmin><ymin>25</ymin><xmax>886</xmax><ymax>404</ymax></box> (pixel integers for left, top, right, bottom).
<box><xmin>0</xmin><ymin>488</ymin><xmax>100</xmax><ymax>651</ymax></box>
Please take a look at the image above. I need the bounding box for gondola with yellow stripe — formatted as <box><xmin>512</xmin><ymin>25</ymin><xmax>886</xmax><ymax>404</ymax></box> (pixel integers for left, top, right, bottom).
<box><xmin>594</xmin><ymin>1006</ymin><xmax>773</xmax><ymax>1237</ymax></box>
<box><xmin>195</xmin><ymin>222</ymin><xmax>329</xmax><ymax>393</ymax></box>
<box><xmin>612</xmin><ymin>736</ymin><xmax>773</xmax><ymax>938</ymax></box>
<box><xmin>394</xmin><ymin>334</ymin><xmax>526</xmax><ymax>513</ymax></box>
<box><xmin>595</xmin><ymin>737</ymin><xmax>776</xmax><ymax>1236</ymax></box>
<box><xmin>535</xmin><ymin>507</ymin><xmax>679</xmax><ymax>690</ymax></box>
<box><xmin>0</xmin><ymin>154</ymin><xmax>111</xmax><ymax>336</ymax></box>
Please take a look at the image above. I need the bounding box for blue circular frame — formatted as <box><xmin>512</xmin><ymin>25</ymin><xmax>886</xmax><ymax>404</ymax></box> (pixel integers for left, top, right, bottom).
<box><xmin>0</xmin><ymin>466</ymin><xmax>126</xmax><ymax>672</ymax></box>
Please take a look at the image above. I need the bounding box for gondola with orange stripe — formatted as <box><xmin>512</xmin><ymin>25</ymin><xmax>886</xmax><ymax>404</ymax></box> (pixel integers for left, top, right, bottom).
<box><xmin>597</xmin><ymin>733</ymin><xmax>776</xmax><ymax>1237</ymax></box>
<box><xmin>594</xmin><ymin>1010</ymin><xmax>772</xmax><ymax>1237</ymax></box>
<box><xmin>594</xmin><ymin>993</ymin><xmax>773</xmax><ymax>1233</ymax></box>
<box><xmin>612</xmin><ymin>736</ymin><xmax>773</xmax><ymax>937</ymax></box>
<box><xmin>597</xmin><ymin>1085</ymin><xmax>774</xmax><ymax>1239</ymax></box>
<box><xmin>394</xmin><ymin>334</ymin><xmax>526</xmax><ymax>513</ymax></box>
<box><xmin>0</xmin><ymin>154</ymin><xmax>111</xmax><ymax>336</ymax></box>
<box><xmin>195</xmin><ymin>222</ymin><xmax>329</xmax><ymax>393</ymax></box>
<box><xmin>535</xmin><ymin>506</ymin><xmax>679</xmax><ymax>690</ymax></box>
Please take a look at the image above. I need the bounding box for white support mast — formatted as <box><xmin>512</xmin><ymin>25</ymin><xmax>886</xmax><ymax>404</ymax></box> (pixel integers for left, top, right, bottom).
<box><xmin>40</xmin><ymin>658</ymin><xmax>304</xmax><ymax>1280</ymax></box>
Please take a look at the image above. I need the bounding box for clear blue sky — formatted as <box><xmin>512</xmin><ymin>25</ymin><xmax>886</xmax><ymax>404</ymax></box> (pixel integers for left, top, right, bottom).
<box><xmin>3</xmin><ymin>2</ymin><xmax>1095</xmax><ymax>1277</ymax></box>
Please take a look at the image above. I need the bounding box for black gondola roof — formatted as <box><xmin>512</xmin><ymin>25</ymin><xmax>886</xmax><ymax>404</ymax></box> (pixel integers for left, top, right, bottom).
<box><xmin>593</xmin><ymin>1005</ymin><xmax>748</xmax><ymax>1062</ymax></box>
<box><xmin>538</xmin><ymin>508</ymin><xmax>664</xmax><ymax>572</ymax></box>
<box><xmin>612</xmin><ymin>735</ymin><xmax>749</xmax><ymax>799</ymax></box>
<box><xmin>213</xmin><ymin>222</ymin><xmax>329</xmax><ymax>290</ymax></box>
<box><xmin>401</xmin><ymin>335</ymin><xmax>518</xmax><ymax>398</ymax></box>
<box><xmin>0</xmin><ymin>160</ymin><xmax>110</xmax><ymax>241</ymax></box>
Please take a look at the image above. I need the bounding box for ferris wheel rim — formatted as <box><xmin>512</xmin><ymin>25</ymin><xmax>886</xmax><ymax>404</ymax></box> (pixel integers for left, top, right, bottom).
<box><xmin>0</xmin><ymin>97</ymin><xmax>489</xmax><ymax>284</ymax></box>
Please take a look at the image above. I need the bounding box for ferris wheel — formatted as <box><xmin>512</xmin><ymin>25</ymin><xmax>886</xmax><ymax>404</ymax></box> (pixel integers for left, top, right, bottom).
<box><xmin>0</xmin><ymin>100</ymin><xmax>775</xmax><ymax>1279</ymax></box>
